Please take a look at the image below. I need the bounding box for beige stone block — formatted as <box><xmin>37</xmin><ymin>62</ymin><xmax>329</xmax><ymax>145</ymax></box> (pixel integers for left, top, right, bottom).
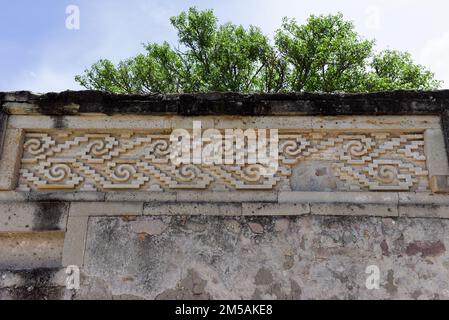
<box><xmin>62</xmin><ymin>215</ymin><xmax>88</xmax><ymax>267</ymax></box>
<box><xmin>69</xmin><ymin>202</ymin><xmax>143</xmax><ymax>217</ymax></box>
<box><xmin>214</xmin><ymin>116</ymin><xmax>313</xmax><ymax>130</ymax></box>
<box><xmin>0</xmin><ymin>202</ymin><xmax>68</xmax><ymax>232</ymax></box>
<box><xmin>2</xmin><ymin>102</ymin><xmax>41</xmax><ymax>115</ymax></box>
<box><xmin>7</xmin><ymin>116</ymin><xmax>55</xmax><ymax>129</ymax></box>
<box><xmin>7</xmin><ymin>115</ymin><xmax>173</xmax><ymax>130</ymax></box>
<box><xmin>0</xmin><ymin>232</ymin><xmax>64</xmax><ymax>269</ymax></box>
<box><xmin>144</xmin><ymin>202</ymin><xmax>242</xmax><ymax>216</ymax></box>
<box><xmin>310</xmin><ymin>203</ymin><xmax>398</xmax><ymax>217</ymax></box>
<box><xmin>279</xmin><ymin>191</ymin><xmax>398</xmax><ymax>204</ymax></box>
<box><xmin>424</xmin><ymin>129</ymin><xmax>449</xmax><ymax>178</ymax></box>
<box><xmin>176</xmin><ymin>191</ymin><xmax>278</xmax><ymax>203</ymax></box>
<box><xmin>0</xmin><ymin>129</ymin><xmax>24</xmax><ymax>190</ymax></box>
<box><xmin>170</xmin><ymin>116</ymin><xmax>215</xmax><ymax>129</ymax></box>
<box><xmin>28</xmin><ymin>192</ymin><xmax>105</xmax><ymax>202</ymax></box>
<box><xmin>105</xmin><ymin>191</ymin><xmax>176</xmax><ymax>202</ymax></box>
<box><xmin>218</xmin><ymin>203</ymin><xmax>243</xmax><ymax>216</ymax></box>
<box><xmin>279</xmin><ymin>192</ymin><xmax>398</xmax><ymax>217</ymax></box>
<box><xmin>3</xmin><ymin>102</ymin><xmax>79</xmax><ymax>115</ymax></box>
<box><xmin>242</xmin><ymin>202</ymin><xmax>310</xmax><ymax>216</ymax></box>
<box><xmin>212</xmin><ymin>117</ymin><xmax>248</xmax><ymax>129</ymax></box>
<box><xmin>399</xmin><ymin>193</ymin><xmax>449</xmax><ymax>218</ymax></box>
<box><xmin>64</xmin><ymin>115</ymin><xmax>172</xmax><ymax>130</ymax></box>
<box><xmin>0</xmin><ymin>191</ymin><xmax>29</xmax><ymax>202</ymax></box>
<box><xmin>425</xmin><ymin>129</ymin><xmax>449</xmax><ymax>194</ymax></box>
<box><xmin>311</xmin><ymin>115</ymin><xmax>440</xmax><ymax>131</ymax></box>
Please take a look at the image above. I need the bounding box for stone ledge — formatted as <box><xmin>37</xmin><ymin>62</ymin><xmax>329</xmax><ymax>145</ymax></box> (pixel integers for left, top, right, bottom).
<box><xmin>310</xmin><ymin>203</ymin><xmax>398</xmax><ymax>217</ymax></box>
<box><xmin>28</xmin><ymin>192</ymin><xmax>106</xmax><ymax>202</ymax></box>
<box><xmin>0</xmin><ymin>191</ymin><xmax>449</xmax><ymax>218</ymax></box>
<box><xmin>242</xmin><ymin>203</ymin><xmax>310</xmax><ymax>216</ymax></box>
<box><xmin>6</xmin><ymin>115</ymin><xmax>441</xmax><ymax>131</ymax></box>
<box><xmin>399</xmin><ymin>193</ymin><xmax>449</xmax><ymax>218</ymax></box>
<box><xmin>278</xmin><ymin>191</ymin><xmax>399</xmax><ymax>204</ymax></box>
<box><xmin>144</xmin><ymin>202</ymin><xmax>241</xmax><ymax>216</ymax></box>
<box><xmin>0</xmin><ymin>191</ymin><xmax>28</xmax><ymax>202</ymax></box>
<box><xmin>176</xmin><ymin>190</ymin><xmax>278</xmax><ymax>203</ymax></box>
<box><xmin>0</xmin><ymin>232</ymin><xmax>65</xmax><ymax>270</ymax></box>
<box><xmin>69</xmin><ymin>202</ymin><xmax>143</xmax><ymax>217</ymax></box>
<box><xmin>2</xmin><ymin>90</ymin><xmax>449</xmax><ymax>116</ymax></box>
<box><xmin>105</xmin><ymin>191</ymin><xmax>176</xmax><ymax>202</ymax></box>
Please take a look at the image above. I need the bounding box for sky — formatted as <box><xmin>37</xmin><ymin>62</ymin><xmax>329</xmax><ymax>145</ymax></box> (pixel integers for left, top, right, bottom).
<box><xmin>0</xmin><ymin>0</ymin><xmax>448</xmax><ymax>92</ymax></box>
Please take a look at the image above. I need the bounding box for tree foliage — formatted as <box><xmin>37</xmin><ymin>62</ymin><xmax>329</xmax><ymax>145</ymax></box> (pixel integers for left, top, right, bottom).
<box><xmin>75</xmin><ymin>7</ymin><xmax>441</xmax><ymax>93</ymax></box>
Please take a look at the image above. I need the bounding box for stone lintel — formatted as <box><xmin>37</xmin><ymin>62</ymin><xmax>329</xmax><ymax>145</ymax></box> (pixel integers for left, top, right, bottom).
<box><xmin>2</xmin><ymin>90</ymin><xmax>449</xmax><ymax>116</ymax></box>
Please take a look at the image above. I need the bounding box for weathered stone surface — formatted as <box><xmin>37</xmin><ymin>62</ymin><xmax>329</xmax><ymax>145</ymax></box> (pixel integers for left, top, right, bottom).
<box><xmin>430</xmin><ymin>175</ymin><xmax>449</xmax><ymax>194</ymax></box>
<box><xmin>0</xmin><ymin>268</ymin><xmax>70</xmax><ymax>300</ymax></box>
<box><xmin>2</xmin><ymin>90</ymin><xmax>449</xmax><ymax>300</ymax></box>
<box><xmin>279</xmin><ymin>192</ymin><xmax>399</xmax><ymax>217</ymax></box>
<box><xmin>130</xmin><ymin>218</ymin><xmax>169</xmax><ymax>236</ymax></box>
<box><xmin>69</xmin><ymin>202</ymin><xmax>143</xmax><ymax>217</ymax></box>
<box><xmin>105</xmin><ymin>191</ymin><xmax>176</xmax><ymax>202</ymax></box>
<box><xmin>176</xmin><ymin>191</ymin><xmax>278</xmax><ymax>203</ymax></box>
<box><xmin>311</xmin><ymin>203</ymin><xmax>398</xmax><ymax>217</ymax></box>
<box><xmin>399</xmin><ymin>193</ymin><xmax>449</xmax><ymax>218</ymax></box>
<box><xmin>0</xmin><ymin>202</ymin><xmax>68</xmax><ymax>232</ymax></box>
<box><xmin>242</xmin><ymin>203</ymin><xmax>310</xmax><ymax>216</ymax></box>
<box><xmin>0</xmin><ymin>232</ymin><xmax>64</xmax><ymax>270</ymax></box>
<box><xmin>425</xmin><ymin>129</ymin><xmax>449</xmax><ymax>177</ymax></box>
<box><xmin>0</xmin><ymin>191</ymin><xmax>28</xmax><ymax>202</ymax></box>
<box><xmin>144</xmin><ymin>202</ymin><xmax>241</xmax><ymax>216</ymax></box>
<box><xmin>0</xmin><ymin>129</ymin><xmax>23</xmax><ymax>190</ymax></box>
<box><xmin>62</xmin><ymin>216</ymin><xmax>88</xmax><ymax>267</ymax></box>
<box><xmin>290</xmin><ymin>160</ymin><xmax>340</xmax><ymax>191</ymax></box>
<box><xmin>28</xmin><ymin>192</ymin><xmax>105</xmax><ymax>202</ymax></box>
<box><xmin>79</xmin><ymin>215</ymin><xmax>449</xmax><ymax>300</ymax></box>
<box><xmin>2</xmin><ymin>90</ymin><xmax>449</xmax><ymax>116</ymax></box>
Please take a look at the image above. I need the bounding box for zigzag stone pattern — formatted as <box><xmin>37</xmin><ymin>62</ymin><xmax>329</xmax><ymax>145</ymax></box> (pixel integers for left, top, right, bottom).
<box><xmin>17</xmin><ymin>130</ymin><xmax>429</xmax><ymax>192</ymax></box>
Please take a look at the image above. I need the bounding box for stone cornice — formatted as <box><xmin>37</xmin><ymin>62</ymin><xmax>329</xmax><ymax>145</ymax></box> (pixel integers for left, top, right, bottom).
<box><xmin>1</xmin><ymin>90</ymin><xmax>449</xmax><ymax>116</ymax></box>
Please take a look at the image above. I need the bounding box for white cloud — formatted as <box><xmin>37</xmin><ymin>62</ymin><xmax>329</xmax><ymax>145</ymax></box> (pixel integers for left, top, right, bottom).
<box><xmin>364</xmin><ymin>5</ymin><xmax>381</xmax><ymax>30</ymax></box>
<box><xmin>420</xmin><ymin>31</ymin><xmax>449</xmax><ymax>88</ymax></box>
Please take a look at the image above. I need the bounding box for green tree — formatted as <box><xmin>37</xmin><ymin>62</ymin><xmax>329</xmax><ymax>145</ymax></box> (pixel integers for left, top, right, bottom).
<box><xmin>275</xmin><ymin>13</ymin><xmax>374</xmax><ymax>92</ymax></box>
<box><xmin>365</xmin><ymin>50</ymin><xmax>441</xmax><ymax>91</ymax></box>
<box><xmin>75</xmin><ymin>7</ymin><xmax>442</xmax><ymax>93</ymax></box>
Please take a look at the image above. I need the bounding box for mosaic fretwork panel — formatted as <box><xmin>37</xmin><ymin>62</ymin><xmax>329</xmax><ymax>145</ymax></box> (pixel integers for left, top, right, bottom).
<box><xmin>17</xmin><ymin>131</ymin><xmax>429</xmax><ymax>192</ymax></box>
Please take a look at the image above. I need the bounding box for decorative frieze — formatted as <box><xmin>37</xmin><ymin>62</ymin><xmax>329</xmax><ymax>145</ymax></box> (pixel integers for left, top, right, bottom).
<box><xmin>18</xmin><ymin>129</ymin><xmax>429</xmax><ymax>192</ymax></box>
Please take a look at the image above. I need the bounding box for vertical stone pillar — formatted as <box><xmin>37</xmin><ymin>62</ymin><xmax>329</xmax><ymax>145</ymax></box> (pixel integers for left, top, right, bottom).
<box><xmin>429</xmin><ymin>110</ymin><xmax>449</xmax><ymax>193</ymax></box>
<box><xmin>0</xmin><ymin>129</ymin><xmax>24</xmax><ymax>191</ymax></box>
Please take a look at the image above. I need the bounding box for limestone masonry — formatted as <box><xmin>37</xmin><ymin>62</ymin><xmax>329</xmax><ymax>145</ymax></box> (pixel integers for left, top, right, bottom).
<box><xmin>1</xmin><ymin>90</ymin><xmax>449</xmax><ymax>299</ymax></box>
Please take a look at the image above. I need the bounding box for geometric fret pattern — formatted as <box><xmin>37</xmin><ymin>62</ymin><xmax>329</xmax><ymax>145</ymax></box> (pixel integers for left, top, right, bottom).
<box><xmin>18</xmin><ymin>131</ymin><xmax>429</xmax><ymax>192</ymax></box>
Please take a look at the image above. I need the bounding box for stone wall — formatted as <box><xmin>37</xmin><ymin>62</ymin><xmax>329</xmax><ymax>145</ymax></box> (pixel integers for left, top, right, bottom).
<box><xmin>1</xmin><ymin>90</ymin><xmax>449</xmax><ymax>300</ymax></box>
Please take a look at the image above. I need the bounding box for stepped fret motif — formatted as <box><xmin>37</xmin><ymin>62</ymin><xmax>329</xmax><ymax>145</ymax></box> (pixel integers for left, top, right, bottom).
<box><xmin>18</xmin><ymin>131</ymin><xmax>429</xmax><ymax>192</ymax></box>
